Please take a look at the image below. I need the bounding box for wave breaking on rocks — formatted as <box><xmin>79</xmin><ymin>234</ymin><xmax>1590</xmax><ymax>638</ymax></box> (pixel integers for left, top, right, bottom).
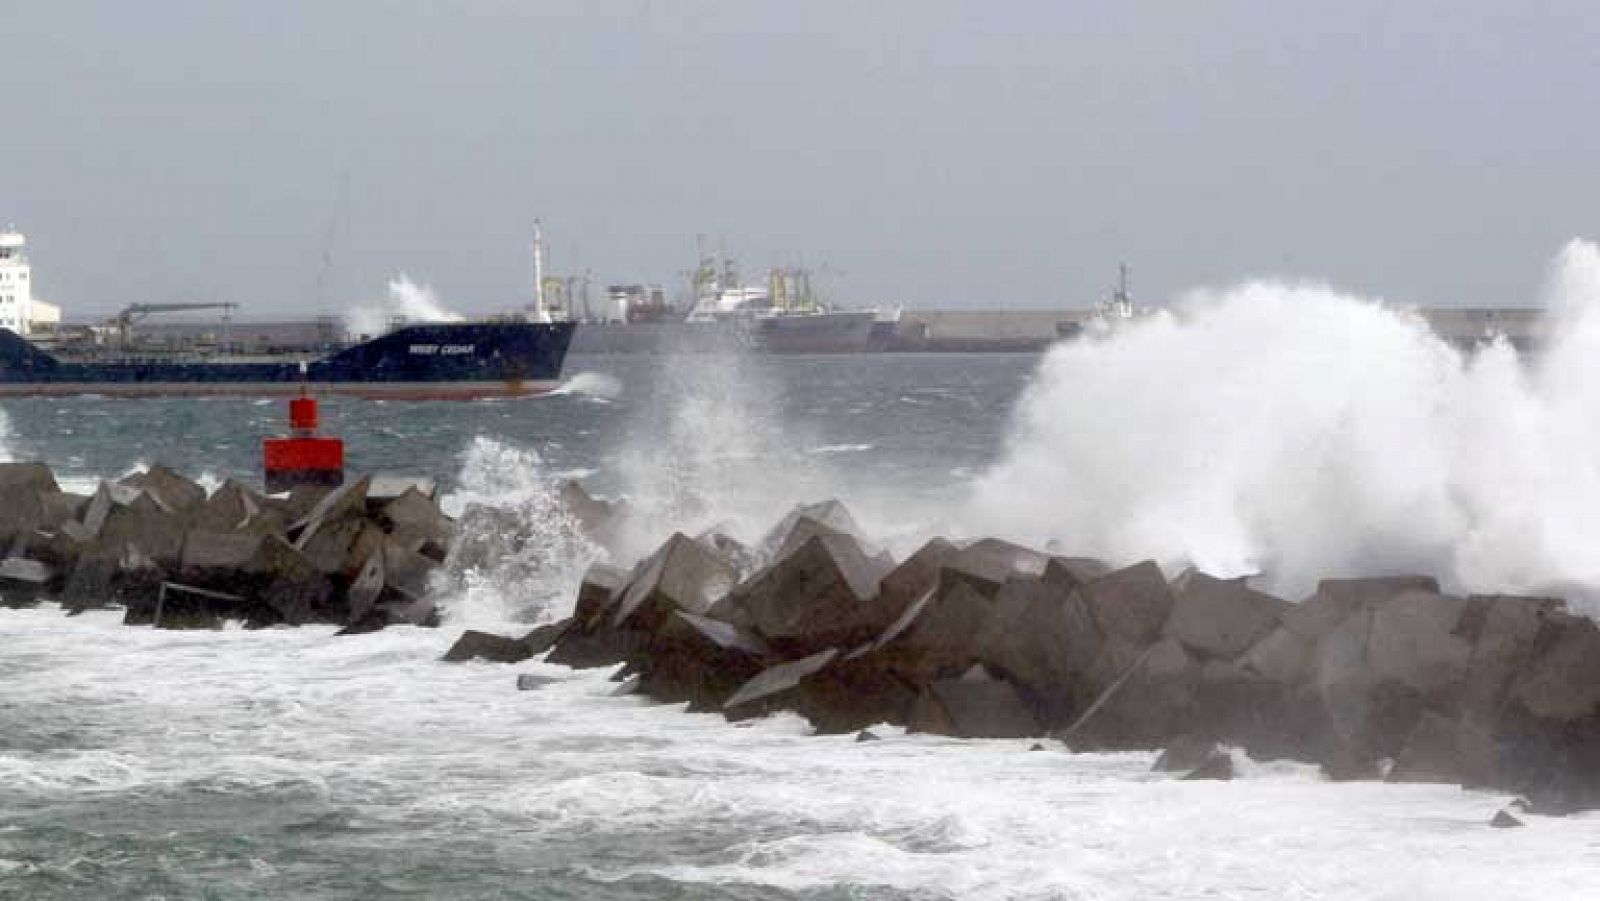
<box><xmin>448</xmin><ymin>496</ymin><xmax>1600</xmax><ymax>818</ymax></box>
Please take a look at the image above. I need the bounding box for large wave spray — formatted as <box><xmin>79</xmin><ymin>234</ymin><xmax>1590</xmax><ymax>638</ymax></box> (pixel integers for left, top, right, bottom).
<box><xmin>437</xmin><ymin>436</ymin><xmax>599</xmax><ymax>626</ymax></box>
<box><xmin>344</xmin><ymin>274</ymin><xmax>465</xmax><ymax>338</ymax></box>
<box><xmin>968</xmin><ymin>240</ymin><xmax>1600</xmax><ymax>604</ymax></box>
<box><xmin>609</xmin><ymin>352</ymin><xmax>837</xmax><ymax>560</ymax></box>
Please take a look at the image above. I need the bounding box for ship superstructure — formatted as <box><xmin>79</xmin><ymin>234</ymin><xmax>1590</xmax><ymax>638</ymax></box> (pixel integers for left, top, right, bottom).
<box><xmin>0</xmin><ymin>230</ymin><xmax>56</xmax><ymax>335</ymax></box>
<box><xmin>679</xmin><ymin>242</ymin><xmax>876</xmax><ymax>352</ymax></box>
<box><xmin>559</xmin><ymin>233</ymin><xmax>877</xmax><ymax>354</ymax></box>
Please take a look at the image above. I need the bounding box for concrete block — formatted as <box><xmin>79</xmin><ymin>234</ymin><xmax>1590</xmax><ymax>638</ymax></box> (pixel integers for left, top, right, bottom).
<box><xmin>192</xmin><ymin>479</ymin><xmax>266</xmax><ymax>532</ymax></box>
<box><xmin>136</xmin><ymin>464</ymin><xmax>206</xmax><ymax>514</ymax></box>
<box><xmin>1165</xmin><ymin>570</ymin><xmax>1289</xmax><ymax>659</ymax></box>
<box><xmin>345</xmin><ymin>549</ymin><xmax>386</xmax><ymax>623</ymax></box>
<box><xmin>724</xmin><ymin>648</ymin><xmax>840</xmax><ymax>712</ymax></box>
<box><xmin>1078</xmin><ymin>560</ymin><xmax>1174</xmax><ymax>645</ymax></box>
<box><xmin>1041</xmin><ymin>556</ymin><xmax>1111</xmax><ymax>590</ymax></box>
<box><xmin>442</xmin><ymin>630</ymin><xmax>533</xmax><ymax>664</ymax></box>
<box><xmin>180</xmin><ymin>529</ymin><xmax>264</xmax><ymax>574</ymax></box>
<box><xmin>1366</xmin><ymin>590</ymin><xmax>1472</xmax><ymax>697</ymax></box>
<box><xmin>1283</xmin><ymin>575</ymin><xmax>1439</xmax><ymax>641</ymax></box>
<box><xmin>612</xmin><ymin>532</ymin><xmax>738</xmax><ymax>632</ymax></box>
<box><xmin>875</xmin><ymin>537</ymin><xmax>958</xmax><ymax>622</ymax></box>
<box><xmin>368</xmin><ymin>474</ymin><xmax>438</xmax><ymax>502</ymax></box>
<box><xmin>1508</xmin><ymin>614</ymin><xmax>1600</xmax><ymax>722</ymax></box>
<box><xmin>1239</xmin><ymin>626</ymin><xmax>1312</xmax><ymax>684</ymax></box>
<box><xmin>909</xmin><ymin>666</ymin><xmax>1041</xmax><ymax>739</ymax></box>
<box><xmin>519</xmin><ymin>618</ymin><xmax>574</xmax><ymax>657</ymax></box>
<box><xmin>729</xmin><ymin>532</ymin><xmax>885</xmax><ymax>655</ymax></box>
<box><xmin>976</xmin><ymin>575</ymin><xmax>1089</xmax><ymax>727</ymax></box>
<box><xmin>877</xmin><ymin>577</ymin><xmax>995</xmax><ymax>683</ymax></box>
<box><xmin>1458</xmin><ymin>594</ymin><xmax>1562</xmax><ymax>726</ymax></box>
<box><xmin>574</xmin><ymin>562</ymin><xmax>627</xmax><ymax>626</ymax></box>
<box><xmin>245</xmin><ymin>535</ymin><xmax>332</xmax><ymax>626</ymax></box>
<box><xmin>98</xmin><ymin>492</ymin><xmax>185</xmax><ymax>569</ymax></box>
<box><xmin>1387</xmin><ymin>711</ymin><xmax>1500</xmax><ymax>786</ymax></box>
<box><xmin>0</xmin><ymin>461</ymin><xmax>58</xmax><ymax>496</ymax></box>
<box><xmin>382</xmin><ymin>536</ymin><xmax>438</xmax><ymax>600</ymax></box>
<box><xmin>290</xmin><ymin>474</ymin><xmax>371</xmax><ymax>537</ymax></box>
<box><xmin>380</xmin><ymin>487</ymin><xmax>455</xmax><ymax>558</ymax></box>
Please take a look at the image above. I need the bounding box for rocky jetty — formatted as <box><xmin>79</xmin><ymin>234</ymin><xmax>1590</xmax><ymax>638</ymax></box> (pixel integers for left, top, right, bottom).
<box><xmin>0</xmin><ymin>461</ymin><xmax>451</xmax><ymax>631</ymax></box>
<box><xmin>461</xmin><ymin>498</ymin><xmax>1600</xmax><ymax>816</ymax></box>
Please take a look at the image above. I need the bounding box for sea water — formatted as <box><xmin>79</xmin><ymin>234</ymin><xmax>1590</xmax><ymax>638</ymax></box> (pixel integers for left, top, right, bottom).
<box><xmin>9</xmin><ymin>244</ymin><xmax>1600</xmax><ymax>897</ymax></box>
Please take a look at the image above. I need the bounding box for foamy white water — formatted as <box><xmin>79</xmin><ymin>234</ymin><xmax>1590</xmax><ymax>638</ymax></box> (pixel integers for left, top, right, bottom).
<box><xmin>3</xmin><ymin>607</ymin><xmax>1596</xmax><ymax>900</ymax></box>
<box><xmin>969</xmin><ymin>240</ymin><xmax>1600</xmax><ymax>606</ymax></box>
<box><xmin>554</xmin><ymin>371</ymin><xmax>624</xmax><ymax>401</ymax></box>
<box><xmin>344</xmin><ymin>273</ymin><xmax>465</xmax><ymax>338</ymax></box>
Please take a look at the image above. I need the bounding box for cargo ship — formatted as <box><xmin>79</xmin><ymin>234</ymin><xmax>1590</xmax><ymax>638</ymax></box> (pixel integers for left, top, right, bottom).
<box><xmin>567</xmin><ymin>245</ymin><xmax>877</xmax><ymax>355</ymax></box>
<box><xmin>0</xmin><ymin>318</ymin><xmax>575</xmax><ymax>399</ymax></box>
<box><xmin>0</xmin><ymin>227</ymin><xmax>574</xmax><ymax>399</ymax></box>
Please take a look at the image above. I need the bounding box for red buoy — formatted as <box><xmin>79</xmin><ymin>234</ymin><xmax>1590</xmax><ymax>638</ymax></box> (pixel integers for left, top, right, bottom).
<box><xmin>264</xmin><ymin>368</ymin><xmax>344</xmax><ymax>493</ymax></box>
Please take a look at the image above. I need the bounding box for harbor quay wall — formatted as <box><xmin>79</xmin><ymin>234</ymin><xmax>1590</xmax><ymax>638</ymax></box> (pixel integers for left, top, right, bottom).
<box><xmin>893</xmin><ymin>307</ymin><xmax>1547</xmax><ymax>352</ymax></box>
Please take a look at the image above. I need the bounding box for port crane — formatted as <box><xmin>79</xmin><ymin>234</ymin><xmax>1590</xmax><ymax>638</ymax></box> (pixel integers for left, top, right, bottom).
<box><xmin>107</xmin><ymin>302</ymin><xmax>239</xmax><ymax>349</ymax></box>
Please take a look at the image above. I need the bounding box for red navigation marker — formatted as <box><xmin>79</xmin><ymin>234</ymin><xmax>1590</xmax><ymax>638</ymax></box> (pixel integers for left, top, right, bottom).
<box><xmin>263</xmin><ymin>366</ymin><xmax>345</xmax><ymax>493</ymax></box>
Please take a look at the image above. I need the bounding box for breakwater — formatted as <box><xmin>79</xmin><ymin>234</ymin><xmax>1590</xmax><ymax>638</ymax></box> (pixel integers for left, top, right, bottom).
<box><xmin>890</xmin><ymin>307</ymin><xmax>1544</xmax><ymax>352</ymax></box>
<box><xmin>5</xmin><ymin>461</ymin><xmax>1597</xmax><ymax>826</ymax></box>
<box><xmin>452</xmin><ymin>496</ymin><xmax>1600</xmax><ymax>823</ymax></box>
<box><xmin>0</xmin><ymin>462</ymin><xmax>450</xmax><ymax>631</ymax></box>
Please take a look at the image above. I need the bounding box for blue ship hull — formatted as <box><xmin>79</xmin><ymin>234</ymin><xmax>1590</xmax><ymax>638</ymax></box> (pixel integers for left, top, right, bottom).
<box><xmin>0</xmin><ymin>322</ymin><xmax>575</xmax><ymax>399</ymax></box>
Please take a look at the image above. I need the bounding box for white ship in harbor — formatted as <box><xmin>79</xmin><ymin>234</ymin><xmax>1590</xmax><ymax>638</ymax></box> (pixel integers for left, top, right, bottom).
<box><xmin>563</xmin><ymin>234</ymin><xmax>883</xmax><ymax>354</ymax></box>
<box><xmin>680</xmin><ymin>250</ymin><xmax>879</xmax><ymax>353</ymax></box>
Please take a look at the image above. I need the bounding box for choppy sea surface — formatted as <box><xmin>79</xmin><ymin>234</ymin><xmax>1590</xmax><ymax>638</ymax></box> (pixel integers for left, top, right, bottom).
<box><xmin>2</xmin><ymin>352</ymin><xmax>1598</xmax><ymax>900</ymax></box>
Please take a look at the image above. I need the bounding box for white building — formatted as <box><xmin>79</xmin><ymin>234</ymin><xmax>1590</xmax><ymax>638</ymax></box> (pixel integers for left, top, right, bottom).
<box><xmin>0</xmin><ymin>229</ymin><xmax>35</xmax><ymax>334</ymax></box>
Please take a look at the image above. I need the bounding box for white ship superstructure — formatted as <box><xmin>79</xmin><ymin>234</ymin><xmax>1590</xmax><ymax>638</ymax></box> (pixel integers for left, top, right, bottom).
<box><xmin>0</xmin><ymin>230</ymin><xmax>34</xmax><ymax>334</ymax></box>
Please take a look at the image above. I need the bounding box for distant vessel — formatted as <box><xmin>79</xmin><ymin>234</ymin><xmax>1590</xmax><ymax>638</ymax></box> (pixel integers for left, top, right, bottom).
<box><xmin>0</xmin><ymin>230</ymin><xmax>574</xmax><ymax>398</ymax></box>
<box><xmin>1058</xmin><ymin>264</ymin><xmax>1143</xmax><ymax>341</ymax></box>
<box><xmin>682</xmin><ymin>256</ymin><xmax>875</xmax><ymax>353</ymax></box>
<box><xmin>0</xmin><ymin>318</ymin><xmax>574</xmax><ymax>399</ymax></box>
<box><xmin>569</xmin><ymin>238</ymin><xmax>876</xmax><ymax>354</ymax></box>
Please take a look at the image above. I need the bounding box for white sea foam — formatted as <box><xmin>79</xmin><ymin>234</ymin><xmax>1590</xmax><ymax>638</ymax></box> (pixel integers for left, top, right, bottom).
<box><xmin>607</xmin><ymin>352</ymin><xmax>837</xmax><ymax>560</ymax></box>
<box><xmin>435</xmin><ymin>435</ymin><xmax>600</xmax><ymax>627</ymax></box>
<box><xmin>553</xmin><ymin>371</ymin><xmax>623</xmax><ymax>401</ymax></box>
<box><xmin>968</xmin><ymin>239</ymin><xmax>1600</xmax><ymax>606</ymax></box>
<box><xmin>2</xmin><ymin>607</ymin><xmax>1595</xmax><ymax>899</ymax></box>
<box><xmin>343</xmin><ymin>273</ymin><xmax>465</xmax><ymax>339</ymax></box>
<box><xmin>808</xmin><ymin>443</ymin><xmax>875</xmax><ymax>455</ymax></box>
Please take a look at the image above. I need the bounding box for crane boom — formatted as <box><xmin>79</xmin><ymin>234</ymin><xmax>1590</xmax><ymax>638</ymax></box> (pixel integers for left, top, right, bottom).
<box><xmin>109</xmin><ymin>302</ymin><xmax>240</xmax><ymax>348</ymax></box>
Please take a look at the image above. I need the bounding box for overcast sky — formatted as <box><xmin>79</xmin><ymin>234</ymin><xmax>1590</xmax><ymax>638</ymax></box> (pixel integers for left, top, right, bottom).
<box><xmin>4</xmin><ymin>1</ymin><xmax>1598</xmax><ymax>318</ymax></box>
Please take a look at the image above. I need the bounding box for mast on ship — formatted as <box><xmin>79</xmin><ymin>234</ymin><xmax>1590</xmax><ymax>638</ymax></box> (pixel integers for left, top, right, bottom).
<box><xmin>531</xmin><ymin>219</ymin><xmax>547</xmax><ymax>321</ymax></box>
<box><xmin>531</xmin><ymin>219</ymin><xmax>548</xmax><ymax>322</ymax></box>
<box><xmin>1107</xmin><ymin>263</ymin><xmax>1134</xmax><ymax>319</ymax></box>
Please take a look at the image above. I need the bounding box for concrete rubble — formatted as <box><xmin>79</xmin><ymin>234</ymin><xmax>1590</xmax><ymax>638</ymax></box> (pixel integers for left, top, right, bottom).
<box><xmin>451</xmin><ymin>496</ymin><xmax>1600</xmax><ymax>818</ymax></box>
<box><xmin>11</xmin><ymin>460</ymin><xmax>1597</xmax><ymax>819</ymax></box>
<box><xmin>0</xmin><ymin>460</ymin><xmax>451</xmax><ymax>632</ymax></box>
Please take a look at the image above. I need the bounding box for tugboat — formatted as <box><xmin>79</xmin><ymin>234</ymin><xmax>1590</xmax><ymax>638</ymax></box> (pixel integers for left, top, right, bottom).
<box><xmin>1058</xmin><ymin>264</ymin><xmax>1142</xmax><ymax>341</ymax></box>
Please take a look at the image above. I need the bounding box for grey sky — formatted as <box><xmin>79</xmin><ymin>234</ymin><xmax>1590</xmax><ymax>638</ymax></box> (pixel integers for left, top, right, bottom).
<box><xmin>5</xmin><ymin>1</ymin><xmax>1598</xmax><ymax>318</ymax></box>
